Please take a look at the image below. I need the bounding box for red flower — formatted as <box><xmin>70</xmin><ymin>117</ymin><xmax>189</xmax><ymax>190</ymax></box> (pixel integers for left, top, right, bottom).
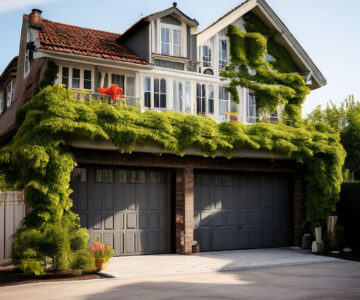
<box><xmin>99</xmin><ymin>84</ymin><xmax>124</xmax><ymax>101</ymax></box>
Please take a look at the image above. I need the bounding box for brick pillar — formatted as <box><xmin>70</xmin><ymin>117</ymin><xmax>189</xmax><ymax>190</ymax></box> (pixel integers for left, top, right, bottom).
<box><xmin>175</xmin><ymin>167</ymin><xmax>194</xmax><ymax>254</ymax></box>
<box><xmin>293</xmin><ymin>173</ymin><xmax>305</xmax><ymax>247</ymax></box>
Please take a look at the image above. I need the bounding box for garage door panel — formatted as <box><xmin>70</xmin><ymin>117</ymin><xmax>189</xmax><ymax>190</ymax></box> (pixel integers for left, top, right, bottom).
<box><xmin>79</xmin><ymin>213</ymin><xmax>88</xmax><ymax>228</ymax></box>
<box><xmin>136</xmin><ymin>185</ymin><xmax>147</xmax><ymax>210</ymax></box>
<box><xmin>103</xmin><ymin>233</ymin><xmax>114</xmax><ymax>249</ymax></box>
<box><xmin>150</xmin><ymin>213</ymin><xmax>159</xmax><ymax>228</ymax></box>
<box><xmin>93</xmin><ymin>214</ymin><xmax>102</xmax><ymax>230</ymax></box>
<box><xmin>194</xmin><ymin>171</ymin><xmax>291</xmax><ymax>251</ymax></box>
<box><xmin>125</xmin><ymin>231</ymin><xmax>137</xmax><ymax>254</ymax></box>
<box><xmin>115</xmin><ymin>212</ymin><xmax>124</xmax><ymax>230</ymax></box>
<box><xmin>126</xmin><ymin>213</ymin><xmax>137</xmax><ymax>229</ymax></box>
<box><xmin>139</xmin><ymin>213</ymin><xmax>147</xmax><ymax>229</ymax></box>
<box><xmin>104</xmin><ymin>214</ymin><xmax>114</xmax><ymax>230</ymax></box>
<box><xmin>105</xmin><ymin>184</ymin><xmax>114</xmax><ymax>210</ymax></box>
<box><xmin>94</xmin><ymin>184</ymin><xmax>103</xmax><ymax>210</ymax></box>
<box><xmin>125</xmin><ymin>185</ymin><xmax>136</xmax><ymax>210</ymax></box>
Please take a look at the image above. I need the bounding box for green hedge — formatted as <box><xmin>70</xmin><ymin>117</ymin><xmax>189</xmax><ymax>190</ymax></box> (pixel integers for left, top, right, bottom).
<box><xmin>337</xmin><ymin>181</ymin><xmax>360</xmax><ymax>247</ymax></box>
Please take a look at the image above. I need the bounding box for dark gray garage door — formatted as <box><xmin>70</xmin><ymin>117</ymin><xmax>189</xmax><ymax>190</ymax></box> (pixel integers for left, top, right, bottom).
<box><xmin>70</xmin><ymin>166</ymin><xmax>171</xmax><ymax>255</ymax></box>
<box><xmin>194</xmin><ymin>171</ymin><xmax>291</xmax><ymax>251</ymax></box>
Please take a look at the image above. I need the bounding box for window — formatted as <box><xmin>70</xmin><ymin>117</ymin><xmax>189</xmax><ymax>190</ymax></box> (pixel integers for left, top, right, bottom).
<box><xmin>83</xmin><ymin>70</ymin><xmax>92</xmax><ymax>90</ymax></box>
<box><xmin>173</xmin><ymin>80</ymin><xmax>183</xmax><ymax>112</ymax></box>
<box><xmin>144</xmin><ymin>77</ymin><xmax>151</xmax><ymax>107</ymax></box>
<box><xmin>196</xmin><ymin>83</ymin><xmax>206</xmax><ymax>115</ymax></box>
<box><xmin>62</xmin><ymin>67</ymin><xmax>69</xmax><ymax>88</ymax></box>
<box><xmin>246</xmin><ymin>91</ymin><xmax>258</xmax><ymax>123</ymax></box>
<box><xmin>208</xmin><ymin>85</ymin><xmax>214</xmax><ymax>114</ymax></box>
<box><xmin>219</xmin><ymin>39</ymin><xmax>228</xmax><ymax>70</ymax></box>
<box><xmin>202</xmin><ymin>46</ymin><xmax>212</xmax><ymax>68</ymax></box>
<box><xmin>72</xmin><ymin>68</ymin><xmax>80</xmax><ymax>89</ymax></box>
<box><xmin>173</xmin><ymin>29</ymin><xmax>181</xmax><ymax>57</ymax></box>
<box><xmin>161</xmin><ymin>27</ymin><xmax>182</xmax><ymax>56</ymax></box>
<box><xmin>161</xmin><ymin>28</ymin><xmax>171</xmax><ymax>55</ymax></box>
<box><xmin>185</xmin><ymin>81</ymin><xmax>191</xmax><ymax>113</ymax></box>
<box><xmin>219</xmin><ymin>86</ymin><xmax>229</xmax><ymax>118</ymax></box>
<box><xmin>154</xmin><ymin>78</ymin><xmax>166</xmax><ymax>108</ymax></box>
<box><xmin>125</xmin><ymin>77</ymin><xmax>135</xmax><ymax>97</ymax></box>
<box><xmin>111</xmin><ymin>74</ymin><xmax>124</xmax><ymax>89</ymax></box>
<box><xmin>71</xmin><ymin>168</ymin><xmax>87</xmax><ymax>182</ymax></box>
<box><xmin>96</xmin><ymin>169</ymin><xmax>113</xmax><ymax>183</ymax></box>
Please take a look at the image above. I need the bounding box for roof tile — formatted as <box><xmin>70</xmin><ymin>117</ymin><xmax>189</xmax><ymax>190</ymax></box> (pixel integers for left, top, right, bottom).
<box><xmin>37</xmin><ymin>18</ymin><xmax>148</xmax><ymax>65</ymax></box>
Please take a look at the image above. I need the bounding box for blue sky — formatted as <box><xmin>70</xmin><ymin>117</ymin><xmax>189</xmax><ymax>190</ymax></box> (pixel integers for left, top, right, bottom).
<box><xmin>1</xmin><ymin>0</ymin><xmax>359</xmax><ymax>116</ymax></box>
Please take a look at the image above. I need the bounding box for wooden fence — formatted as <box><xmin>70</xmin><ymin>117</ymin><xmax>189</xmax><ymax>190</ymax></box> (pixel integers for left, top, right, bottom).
<box><xmin>0</xmin><ymin>192</ymin><xmax>25</xmax><ymax>264</ymax></box>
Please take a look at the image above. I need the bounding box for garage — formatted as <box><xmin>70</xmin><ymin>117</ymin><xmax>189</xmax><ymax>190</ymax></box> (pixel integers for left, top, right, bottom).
<box><xmin>194</xmin><ymin>171</ymin><xmax>292</xmax><ymax>251</ymax></box>
<box><xmin>70</xmin><ymin>166</ymin><xmax>171</xmax><ymax>256</ymax></box>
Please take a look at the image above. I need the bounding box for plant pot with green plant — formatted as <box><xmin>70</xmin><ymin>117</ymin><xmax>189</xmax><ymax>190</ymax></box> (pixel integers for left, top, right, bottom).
<box><xmin>90</xmin><ymin>240</ymin><xmax>115</xmax><ymax>271</ymax></box>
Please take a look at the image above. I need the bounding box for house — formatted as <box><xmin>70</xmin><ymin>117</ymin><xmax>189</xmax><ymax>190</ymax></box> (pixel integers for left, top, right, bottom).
<box><xmin>0</xmin><ymin>0</ymin><xmax>326</xmax><ymax>256</ymax></box>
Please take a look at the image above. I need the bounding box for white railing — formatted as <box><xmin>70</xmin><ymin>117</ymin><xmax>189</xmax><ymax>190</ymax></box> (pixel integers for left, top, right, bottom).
<box><xmin>73</xmin><ymin>92</ymin><xmax>141</xmax><ymax>109</ymax></box>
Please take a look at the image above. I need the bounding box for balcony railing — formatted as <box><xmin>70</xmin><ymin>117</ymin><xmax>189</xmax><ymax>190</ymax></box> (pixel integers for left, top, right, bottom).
<box><xmin>73</xmin><ymin>91</ymin><xmax>141</xmax><ymax>108</ymax></box>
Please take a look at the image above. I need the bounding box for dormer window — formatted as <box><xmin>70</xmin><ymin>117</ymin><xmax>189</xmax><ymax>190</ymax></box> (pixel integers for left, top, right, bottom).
<box><xmin>161</xmin><ymin>26</ymin><xmax>182</xmax><ymax>57</ymax></box>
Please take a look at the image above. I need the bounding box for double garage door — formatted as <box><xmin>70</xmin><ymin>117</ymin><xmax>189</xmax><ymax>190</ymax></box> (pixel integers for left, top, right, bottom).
<box><xmin>70</xmin><ymin>166</ymin><xmax>292</xmax><ymax>255</ymax></box>
<box><xmin>70</xmin><ymin>166</ymin><xmax>171</xmax><ymax>255</ymax></box>
<box><xmin>194</xmin><ymin>171</ymin><xmax>292</xmax><ymax>251</ymax></box>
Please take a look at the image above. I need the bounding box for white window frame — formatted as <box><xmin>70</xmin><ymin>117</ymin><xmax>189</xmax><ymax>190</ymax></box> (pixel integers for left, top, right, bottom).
<box><xmin>218</xmin><ymin>86</ymin><xmax>230</xmax><ymax>120</ymax></box>
<box><xmin>218</xmin><ymin>38</ymin><xmax>229</xmax><ymax>71</ymax></box>
<box><xmin>161</xmin><ymin>24</ymin><xmax>182</xmax><ymax>57</ymax></box>
<box><xmin>246</xmin><ymin>91</ymin><xmax>258</xmax><ymax>124</ymax></box>
<box><xmin>60</xmin><ymin>66</ymin><xmax>94</xmax><ymax>92</ymax></box>
<box><xmin>173</xmin><ymin>79</ymin><xmax>184</xmax><ymax>112</ymax></box>
<box><xmin>201</xmin><ymin>45</ymin><xmax>212</xmax><ymax>68</ymax></box>
<box><xmin>142</xmin><ymin>75</ymin><xmax>167</xmax><ymax>110</ymax></box>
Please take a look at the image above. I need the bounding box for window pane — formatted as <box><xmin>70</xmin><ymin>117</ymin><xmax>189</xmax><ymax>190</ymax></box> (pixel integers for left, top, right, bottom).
<box><xmin>154</xmin><ymin>93</ymin><xmax>159</xmax><ymax>107</ymax></box>
<box><xmin>154</xmin><ymin>78</ymin><xmax>159</xmax><ymax>92</ymax></box>
<box><xmin>209</xmin><ymin>85</ymin><xmax>214</xmax><ymax>114</ymax></box>
<box><xmin>144</xmin><ymin>92</ymin><xmax>151</xmax><ymax>107</ymax></box>
<box><xmin>111</xmin><ymin>74</ymin><xmax>124</xmax><ymax>89</ymax></box>
<box><xmin>161</xmin><ymin>28</ymin><xmax>170</xmax><ymax>55</ymax></box>
<box><xmin>160</xmin><ymin>94</ymin><xmax>166</xmax><ymax>108</ymax></box>
<box><xmin>144</xmin><ymin>77</ymin><xmax>151</xmax><ymax>92</ymax></box>
<box><xmin>160</xmin><ymin>79</ymin><xmax>166</xmax><ymax>93</ymax></box>
<box><xmin>84</xmin><ymin>70</ymin><xmax>92</xmax><ymax>90</ymax></box>
<box><xmin>72</xmin><ymin>68</ymin><xmax>80</xmax><ymax>88</ymax></box>
<box><xmin>173</xmin><ymin>29</ymin><xmax>181</xmax><ymax>56</ymax></box>
<box><xmin>126</xmin><ymin>77</ymin><xmax>135</xmax><ymax>97</ymax></box>
<box><xmin>185</xmin><ymin>81</ymin><xmax>191</xmax><ymax>113</ymax></box>
<box><xmin>62</xmin><ymin>67</ymin><xmax>69</xmax><ymax>88</ymax></box>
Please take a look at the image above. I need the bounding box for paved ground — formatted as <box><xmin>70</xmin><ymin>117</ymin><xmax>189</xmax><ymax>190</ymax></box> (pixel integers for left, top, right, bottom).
<box><xmin>101</xmin><ymin>247</ymin><xmax>340</xmax><ymax>278</ymax></box>
<box><xmin>1</xmin><ymin>261</ymin><xmax>360</xmax><ymax>300</ymax></box>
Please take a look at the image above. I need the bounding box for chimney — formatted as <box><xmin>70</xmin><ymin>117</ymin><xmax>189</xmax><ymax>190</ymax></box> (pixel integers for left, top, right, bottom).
<box><xmin>29</xmin><ymin>8</ymin><xmax>43</xmax><ymax>29</ymax></box>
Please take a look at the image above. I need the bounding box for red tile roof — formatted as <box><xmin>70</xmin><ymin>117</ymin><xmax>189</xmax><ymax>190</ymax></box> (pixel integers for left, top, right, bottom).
<box><xmin>37</xmin><ymin>18</ymin><xmax>148</xmax><ymax>65</ymax></box>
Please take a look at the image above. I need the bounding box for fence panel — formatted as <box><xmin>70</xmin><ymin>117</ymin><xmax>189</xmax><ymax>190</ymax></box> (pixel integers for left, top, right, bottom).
<box><xmin>0</xmin><ymin>192</ymin><xmax>25</xmax><ymax>263</ymax></box>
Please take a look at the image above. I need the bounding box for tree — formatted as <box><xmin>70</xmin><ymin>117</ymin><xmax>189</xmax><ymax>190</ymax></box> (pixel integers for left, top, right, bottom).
<box><xmin>307</xmin><ymin>95</ymin><xmax>360</xmax><ymax>179</ymax></box>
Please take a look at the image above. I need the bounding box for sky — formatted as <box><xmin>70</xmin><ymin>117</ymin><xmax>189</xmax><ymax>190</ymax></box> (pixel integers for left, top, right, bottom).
<box><xmin>0</xmin><ymin>0</ymin><xmax>359</xmax><ymax>116</ymax></box>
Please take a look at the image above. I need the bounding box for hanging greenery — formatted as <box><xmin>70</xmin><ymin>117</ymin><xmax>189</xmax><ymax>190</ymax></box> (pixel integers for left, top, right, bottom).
<box><xmin>220</xmin><ymin>12</ymin><xmax>310</xmax><ymax>121</ymax></box>
<box><xmin>0</xmin><ymin>86</ymin><xmax>345</xmax><ymax>267</ymax></box>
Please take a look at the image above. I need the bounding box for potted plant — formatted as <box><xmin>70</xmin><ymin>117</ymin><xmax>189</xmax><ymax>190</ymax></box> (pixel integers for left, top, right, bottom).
<box><xmin>90</xmin><ymin>240</ymin><xmax>115</xmax><ymax>271</ymax></box>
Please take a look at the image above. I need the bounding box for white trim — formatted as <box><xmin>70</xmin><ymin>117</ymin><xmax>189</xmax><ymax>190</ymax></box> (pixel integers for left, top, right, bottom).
<box><xmin>152</xmin><ymin>54</ymin><xmax>190</xmax><ymax>63</ymax></box>
<box><xmin>197</xmin><ymin>0</ymin><xmax>257</xmax><ymax>45</ymax></box>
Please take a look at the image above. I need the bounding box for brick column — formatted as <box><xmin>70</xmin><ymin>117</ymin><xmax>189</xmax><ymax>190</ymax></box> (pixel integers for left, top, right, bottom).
<box><xmin>175</xmin><ymin>167</ymin><xmax>194</xmax><ymax>254</ymax></box>
<box><xmin>293</xmin><ymin>173</ymin><xmax>305</xmax><ymax>247</ymax></box>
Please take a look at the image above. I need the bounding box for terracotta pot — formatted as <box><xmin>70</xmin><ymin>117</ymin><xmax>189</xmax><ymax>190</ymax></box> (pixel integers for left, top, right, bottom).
<box><xmin>95</xmin><ymin>258</ymin><xmax>109</xmax><ymax>271</ymax></box>
<box><xmin>314</xmin><ymin>226</ymin><xmax>322</xmax><ymax>242</ymax></box>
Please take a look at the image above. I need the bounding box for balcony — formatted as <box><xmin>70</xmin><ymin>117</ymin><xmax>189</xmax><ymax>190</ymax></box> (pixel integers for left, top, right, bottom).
<box><xmin>73</xmin><ymin>91</ymin><xmax>140</xmax><ymax>108</ymax></box>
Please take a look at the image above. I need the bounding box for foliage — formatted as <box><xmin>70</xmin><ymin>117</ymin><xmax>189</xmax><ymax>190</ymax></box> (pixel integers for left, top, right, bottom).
<box><xmin>0</xmin><ymin>84</ymin><xmax>346</xmax><ymax>252</ymax></box>
<box><xmin>220</xmin><ymin>12</ymin><xmax>310</xmax><ymax>121</ymax></box>
<box><xmin>34</xmin><ymin>60</ymin><xmax>59</xmax><ymax>95</ymax></box>
<box><xmin>90</xmin><ymin>240</ymin><xmax>115</xmax><ymax>263</ymax></box>
<box><xmin>307</xmin><ymin>95</ymin><xmax>360</xmax><ymax>177</ymax></box>
<box><xmin>22</xmin><ymin>259</ymin><xmax>45</xmax><ymax>276</ymax></box>
<box><xmin>71</xmin><ymin>249</ymin><xmax>96</xmax><ymax>270</ymax></box>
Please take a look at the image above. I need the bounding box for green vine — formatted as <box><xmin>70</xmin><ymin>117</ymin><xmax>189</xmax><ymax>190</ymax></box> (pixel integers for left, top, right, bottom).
<box><xmin>0</xmin><ymin>86</ymin><xmax>345</xmax><ymax>244</ymax></box>
<box><xmin>220</xmin><ymin>13</ymin><xmax>310</xmax><ymax>121</ymax></box>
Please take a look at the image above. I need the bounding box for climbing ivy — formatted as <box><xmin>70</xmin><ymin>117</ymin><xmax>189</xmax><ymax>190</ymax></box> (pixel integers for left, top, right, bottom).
<box><xmin>0</xmin><ymin>86</ymin><xmax>345</xmax><ymax>244</ymax></box>
<box><xmin>220</xmin><ymin>12</ymin><xmax>310</xmax><ymax>121</ymax></box>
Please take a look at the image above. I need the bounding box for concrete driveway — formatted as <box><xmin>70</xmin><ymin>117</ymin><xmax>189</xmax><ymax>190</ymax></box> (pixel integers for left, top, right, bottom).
<box><xmin>101</xmin><ymin>247</ymin><xmax>339</xmax><ymax>278</ymax></box>
<box><xmin>1</xmin><ymin>261</ymin><xmax>360</xmax><ymax>300</ymax></box>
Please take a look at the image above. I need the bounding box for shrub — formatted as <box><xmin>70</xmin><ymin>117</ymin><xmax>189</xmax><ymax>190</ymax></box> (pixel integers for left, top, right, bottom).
<box><xmin>71</xmin><ymin>249</ymin><xmax>95</xmax><ymax>270</ymax></box>
<box><xmin>22</xmin><ymin>259</ymin><xmax>45</xmax><ymax>276</ymax></box>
